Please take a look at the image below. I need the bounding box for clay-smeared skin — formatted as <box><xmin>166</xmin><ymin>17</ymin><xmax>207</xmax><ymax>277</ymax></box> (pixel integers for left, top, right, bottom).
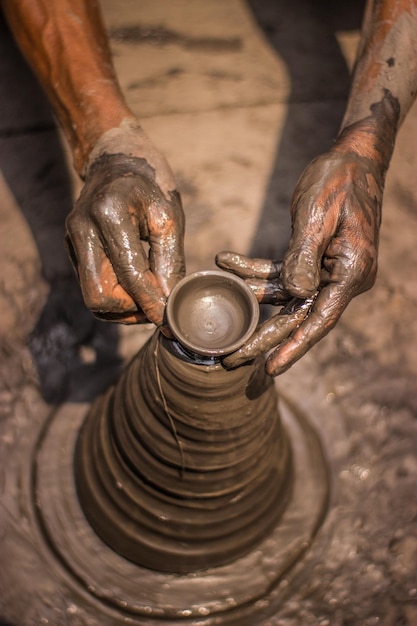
<box><xmin>218</xmin><ymin>91</ymin><xmax>399</xmax><ymax>375</ymax></box>
<box><xmin>218</xmin><ymin>0</ymin><xmax>417</xmax><ymax>376</ymax></box>
<box><xmin>345</xmin><ymin>0</ymin><xmax>417</xmax><ymax>127</ymax></box>
<box><xmin>66</xmin><ymin>153</ymin><xmax>185</xmax><ymax>326</ymax></box>
<box><xmin>2</xmin><ymin>0</ymin><xmax>185</xmax><ymax>327</ymax></box>
<box><xmin>212</xmin><ymin>255</ymin><xmax>289</xmax><ymax>304</ymax></box>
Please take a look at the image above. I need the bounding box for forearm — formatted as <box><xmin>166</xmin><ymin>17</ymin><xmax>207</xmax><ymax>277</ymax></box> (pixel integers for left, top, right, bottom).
<box><xmin>2</xmin><ymin>0</ymin><xmax>135</xmax><ymax>174</ymax></box>
<box><xmin>338</xmin><ymin>0</ymin><xmax>417</xmax><ymax>168</ymax></box>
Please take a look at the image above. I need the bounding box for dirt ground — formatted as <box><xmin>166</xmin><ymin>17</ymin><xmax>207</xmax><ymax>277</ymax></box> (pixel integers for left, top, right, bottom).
<box><xmin>0</xmin><ymin>1</ymin><xmax>416</xmax><ymax>625</ymax></box>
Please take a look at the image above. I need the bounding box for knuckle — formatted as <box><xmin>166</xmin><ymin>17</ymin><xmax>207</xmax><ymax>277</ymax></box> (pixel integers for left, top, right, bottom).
<box><xmin>89</xmin><ymin>196</ymin><xmax>117</xmax><ymax>223</ymax></box>
<box><xmin>157</xmin><ymin>190</ymin><xmax>184</xmax><ymax>219</ymax></box>
<box><xmin>65</xmin><ymin>210</ymin><xmax>80</xmax><ymax>234</ymax></box>
<box><xmin>83</xmin><ymin>289</ymin><xmax>108</xmax><ymax>313</ymax></box>
<box><xmin>80</xmin><ymin>279</ymin><xmax>116</xmax><ymax>313</ymax></box>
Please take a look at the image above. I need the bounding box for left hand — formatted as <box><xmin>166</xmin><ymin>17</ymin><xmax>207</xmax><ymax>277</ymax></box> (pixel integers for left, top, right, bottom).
<box><xmin>216</xmin><ymin>130</ymin><xmax>385</xmax><ymax>376</ymax></box>
<box><xmin>215</xmin><ymin>253</ymin><xmax>316</xmax><ymax>374</ymax></box>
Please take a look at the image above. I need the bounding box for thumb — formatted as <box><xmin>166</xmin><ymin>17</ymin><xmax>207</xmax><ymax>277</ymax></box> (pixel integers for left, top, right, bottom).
<box><xmin>281</xmin><ymin>233</ymin><xmax>322</xmax><ymax>298</ymax></box>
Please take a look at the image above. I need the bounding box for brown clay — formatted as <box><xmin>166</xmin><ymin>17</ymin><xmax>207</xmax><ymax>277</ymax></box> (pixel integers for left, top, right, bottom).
<box><xmin>65</xmin><ymin>152</ymin><xmax>185</xmax><ymax>327</ymax></box>
<box><xmin>74</xmin><ymin>331</ymin><xmax>292</xmax><ymax>573</ymax></box>
<box><xmin>166</xmin><ymin>270</ymin><xmax>259</xmax><ymax>356</ymax></box>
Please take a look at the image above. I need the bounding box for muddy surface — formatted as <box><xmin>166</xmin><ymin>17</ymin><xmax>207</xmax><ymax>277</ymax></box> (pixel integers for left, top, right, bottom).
<box><xmin>0</xmin><ymin>1</ymin><xmax>416</xmax><ymax>624</ymax></box>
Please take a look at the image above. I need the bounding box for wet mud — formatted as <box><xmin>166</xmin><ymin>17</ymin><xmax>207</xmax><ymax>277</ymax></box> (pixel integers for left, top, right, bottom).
<box><xmin>1</xmin><ymin>0</ymin><xmax>417</xmax><ymax>624</ymax></box>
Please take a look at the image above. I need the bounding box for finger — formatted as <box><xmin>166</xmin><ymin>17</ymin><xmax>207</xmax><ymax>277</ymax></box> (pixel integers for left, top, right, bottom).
<box><xmin>216</xmin><ymin>252</ymin><xmax>290</xmax><ymax>304</ymax></box>
<box><xmin>65</xmin><ymin>224</ymin><xmax>163</xmax><ymax>324</ymax></box>
<box><xmin>243</xmin><ymin>278</ymin><xmax>292</xmax><ymax>304</ymax></box>
<box><xmin>281</xmin><ymin>242</ymin><xmax>322</xmax><ymax>298</ymax></box>
<box><xmin>93</xmin><ymin>308</ymin><xmax>148</xmax><ymax>324</ymax></box>
<box><xmin>265</xmin><ymin>282</ymin><xmax>348</xmax><ymax>376</ymax></box>
<box><xmin>65</xmin><ymin>220</ymin><xmax>131</xmax><ymax>315</ymax></box>
<box><xmin>222</xmin><ymin>299</ymin><xmax>309</xmax><ymax>369</ymax></box>
<box><xmin>216</xmin><ymin>251</ymin><xmax>282</xmax><ymax>279</ymax></box>
<box><xmin>147</xmin><ymin>190</ymin><xmax>186</xmax><ymax>296</ymax></box>
<box><xmin>282</xmin><ymin>187</ymin><xmax>338</xmax><ymax>297</ymax></box>
<box><xmin>88</xmin><ymin>191</ymin><xmax>167</xmax><ymax>326</ymax></box>
<box><xmin>87</xmin><ymin>264</ymin><xmax>149</xmax><ymax>324</ymax></box>
<box><xmin>98</xmin><ymin>240</ymin><xmax>166</xmax><ymax>326</ymax></box>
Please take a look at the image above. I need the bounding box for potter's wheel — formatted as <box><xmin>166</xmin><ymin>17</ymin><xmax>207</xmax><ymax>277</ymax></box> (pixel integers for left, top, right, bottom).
<box><xmin>32</xmin><ymin>396</ymin><xmax>329</xmax><ymax>626</ymax></box>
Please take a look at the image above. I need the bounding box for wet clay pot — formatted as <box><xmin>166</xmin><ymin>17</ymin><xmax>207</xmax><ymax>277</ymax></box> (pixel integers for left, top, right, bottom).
<box><xmin>74</xmin><ymin>331</ymin><xmax>292</xmax><ymax>573</ymax></box>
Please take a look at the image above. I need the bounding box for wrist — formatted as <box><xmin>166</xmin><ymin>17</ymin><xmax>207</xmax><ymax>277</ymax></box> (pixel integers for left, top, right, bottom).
<box><xmin>71</xmin><ymin>106</ymin><xmax>136</xmax><ymax>176</ymax></box>
<box><xmin>334</xmin><ymin>90</ymin><xmax>400</xmax><ymax>176</ymax></box>
<box><xmin>80</xmin><ymin>118</ymin><xmax>178</xmax><ymax>198</ymax></box>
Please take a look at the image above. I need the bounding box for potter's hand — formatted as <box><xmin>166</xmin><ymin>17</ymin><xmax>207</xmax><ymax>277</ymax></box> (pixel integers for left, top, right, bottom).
<box><xmin>66</xmin><ymin>131</ymin><xmax>185</xmax><ymax>327</ymax></box>
<box><xmin>217</xmin><ymin>117</ymin><xmax>389</xmax><ymax>376</ymax></box>
<box><xmin>215</xmin><ymin>253</ymin><xmax>317</xmax><ymax>374</ymax></box>
<box><xmin>1</xmin><ymin>1</ymin><xmax>185</xmax><ymax>327</ymax></box>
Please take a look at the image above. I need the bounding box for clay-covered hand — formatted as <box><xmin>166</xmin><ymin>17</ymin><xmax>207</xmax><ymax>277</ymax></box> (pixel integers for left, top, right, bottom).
<box><xmin>215</xmin><ymin>253</ymin><xmax>318</xmax><ymax>374</ymax></box>
<box><xmin>217</xmin><ymin>100</ymin><xmax>396</xmax><ymax>375</ymax></box>
<box><xmin>65</xmin><ymin>126</ymin><xmax>185</xmax><ymax>328</ymax></box>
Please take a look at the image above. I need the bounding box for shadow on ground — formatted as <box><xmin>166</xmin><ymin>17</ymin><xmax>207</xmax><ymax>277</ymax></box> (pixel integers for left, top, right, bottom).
<box><xmin>248</xmin><ymin>0</ymin><xmax>364</xmax><ymax>258</ymax></box>
<box><xmin>0</xmin><ymin>12</ymin><xmax>121</xmax><ymax>404</ymax></box>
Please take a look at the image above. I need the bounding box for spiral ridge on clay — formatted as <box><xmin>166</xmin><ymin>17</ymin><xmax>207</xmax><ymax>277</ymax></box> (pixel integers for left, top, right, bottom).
<box><xmin>75</xmin><ymin>333</ymin><xmax>292</xmax><ymax>573</ymax></box>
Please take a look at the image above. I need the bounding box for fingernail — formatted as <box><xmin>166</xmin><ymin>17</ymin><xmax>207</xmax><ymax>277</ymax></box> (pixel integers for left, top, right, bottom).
<box><xmin>265</xmin><ymin>359</ymin><xmax>289</xmax><ymax>377</ymax></box>
<box><xmin>222</xmin><ymin>354</ymin><xmax>245</xmax><ymax>369</ymax></box>
<box><xmin>160</xmin><ymin>324</ymin><xmax>174</xmax><ymax>339</ymax></box>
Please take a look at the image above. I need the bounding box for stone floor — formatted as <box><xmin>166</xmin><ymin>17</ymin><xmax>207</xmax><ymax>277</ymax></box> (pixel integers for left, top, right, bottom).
<box><xmin>0</xmin><ymin>1</ymin><xmax>416</xmax><ymax>625</ymax></box>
